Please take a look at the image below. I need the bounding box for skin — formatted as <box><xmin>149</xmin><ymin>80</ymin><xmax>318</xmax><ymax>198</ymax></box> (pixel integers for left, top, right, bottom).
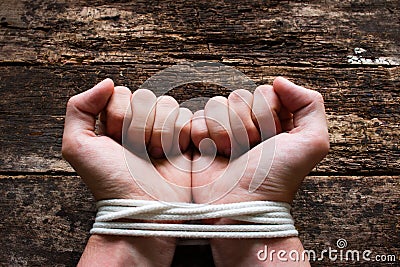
<box><xmin>62</xmin><ymin>79</ymin><xmax>192</xmax><ymax>266</ymax></box>
<box><xmin>191</xmin><ymin>77</ymin><xmax>329</xmax><ymax>266</ymax></box>
<box><xmin>62</xmin><ymin>77</ymin><xmax>329</xmax><ymax>266</ymax></box>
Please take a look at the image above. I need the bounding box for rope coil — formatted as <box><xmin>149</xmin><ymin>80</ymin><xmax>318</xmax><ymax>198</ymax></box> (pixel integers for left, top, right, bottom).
<box><xmin>90</xmin><ymin>199</ymin><xmax>298</xmax><ymax>239</ymax></box>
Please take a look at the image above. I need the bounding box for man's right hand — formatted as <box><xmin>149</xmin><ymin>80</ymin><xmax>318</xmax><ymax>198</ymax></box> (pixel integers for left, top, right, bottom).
<box><xmin>62</xmin><ymin>79</ymin><xmax>192</xmax><ymax>203</ymax></box>
<box><xmin>62</xmin><ymin>79</ymin><xmax>192</xmax><ymax>267</ymax></box>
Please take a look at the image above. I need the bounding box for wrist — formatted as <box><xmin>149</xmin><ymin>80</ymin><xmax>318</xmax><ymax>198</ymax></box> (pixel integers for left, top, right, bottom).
<box><xmin>204</xmin><ymin>201</ymin><xmax>307</xmax><ymax>266</ymax></box>
<box><xmin>78</xmin><ymin>234</ymin><xmax>176</xmax><ymax>267</ymax></box>
<box><xmin>211</xmin><ymin>237</ymin><xmax>310</xmax><ymax>267</ymax></box>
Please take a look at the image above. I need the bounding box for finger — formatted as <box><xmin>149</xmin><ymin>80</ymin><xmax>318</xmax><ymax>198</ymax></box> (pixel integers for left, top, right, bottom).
<box><xmin>162</xmin><ymin>107</ymin><xmax>193</xmax><ymax>186</ymax></box>
<box><xmin>272</xmin><ymin>77</ymin><xmax>328</xmax><ymax>136</ymax></box>
<box><xmin>148</xmin><ymin>96</ymin><xmax>179</xmax><ymax>158</ymax></box>
<box><xmin>125</xmin><ymin>89</ymin><xmax>156</xmax><ymax>154</ymax></box>
<box><xmin>100</xmin><ymin>86</ymin><xmax>132</xmax><ymax>142</ymax></box>
<box><xmin>64</xmin><ymin>78</ymin><xmax>114</xmax><ymax>138</ymax></box>
<box><xmin>63</xmin><ymin>78</ymin><xmax>114</xmax><ymax>159</ymax></box>
<box><xmin>251</xmin><ymin>85</ymin><xmax>282</xmax><ymax>140</ymax></box>
<box><xmin>173</xmin><ymin>108</ymin><xmax>193</xmax><ymax>154</ymax></box>
<box><xmin>204</xmin><ymin>96</ymin><xmax>234</xmax><ymax>157</ymax></box>
<box><xmin>278</xmin><ymin>106</ymin><xmax>294</xmax><ymax>132</ymax></box>
<box><xmin>228</xmin><ymin>89</ymin><xmax>260</xmax><ymax>149</ymax></box>
<box><xmin>191</xmin><ymin>110</ymin><xmax>210</xmax><ymax>149</ymax></box>
<box><xmin>191</xmin><ymin>111</ymin><xmax>216</xmax><ymax>179</ymax></box>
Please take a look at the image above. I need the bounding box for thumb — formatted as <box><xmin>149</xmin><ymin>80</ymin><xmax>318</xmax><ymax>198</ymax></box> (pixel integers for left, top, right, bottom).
<box><xmin>273</xmin><ymin>77</ymin><xmax>328</xmax><ymax>136</ymax></box>
<box><xmin>63</xmin><ymin>78</ymin><xmax>114</xmax><ymax>138</ymax></box>
<box><xmin>272</xmin><ymin>77</ymin><xmax>329</xmax><ymax>164</ymax></box>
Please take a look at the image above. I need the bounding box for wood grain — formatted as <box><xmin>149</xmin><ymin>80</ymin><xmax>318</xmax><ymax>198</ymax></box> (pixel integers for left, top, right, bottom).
<box><xmin>1</xmin><ymin>0</ymin><xmax>399</xmax><ymax>266</ymax></box>
<box><xmin>0</xmin><ymin>65</ymin><xmax>399</xmax><ymax>173</ymax></box>
<box><xmin>0</xmin><ymin>0</ymin><xmax>399</xmax><ymax>66</ymax></box>
<box><xmin>0</xmin><ymin>175</ymin><xmax>398</xmax><ymax>266</ymax></box>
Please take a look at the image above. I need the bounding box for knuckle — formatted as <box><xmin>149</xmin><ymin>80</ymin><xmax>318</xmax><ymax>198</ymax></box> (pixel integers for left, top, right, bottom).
<box><xmin>255</xmin><ymin>85</ymin><xmax>272</xmax><ymax>96</ymax></box>
<box><xmin>114</xmin><ymin>86</ymin><xmax>132</xmax><ymax>95</ymax></box>
<box><xmin>157</xmin><ymin>95</ymin><xmax>179</xmax><ymax>107</ymax></box>
<box><xmin>179</xmin><ymin>107</ymin><xmax>193</xmax><ymax>117</ymax></box>
<box><xmin>311</xmin><ymin>90</ymin><xmax>324</xmax><ymax>103</ymax></box>
<box><xmin>133</xmin><ymin>89</ymin><xmax>156</xmax><ymax>102</ymax></box>
<box><xmin>210</xmin><ymin>96</ymin><xmax>227</xmax><ymax>104</ymax></box>
<box><xmin>193</xmin><ymin>110</ymin><xmax>204</xmax><ymax>116</ymax></box>
<box><xmin>135</xmin><ymin>88</ymin><xmax>153</xmax><ymax>95</ymax></box>
<box><xmin>204</xmin><ymin>96</ymin><xmax>228</xmax><ymax>112</ymax></box>
<box><xmin>66</xmin><ymin>95</ymin><xmax>79</xmax><ymax>110</ymax></box>
<box><xmin>228</xmin><ymin>89</ymin><xmax>251</xmax><ymax>102</ymax></box>
<box><xmin>205</xmin><ymin>96</ymin><xmax>227</xmax><ymax>111</ymax></box>
<box><xmin>176</xmin><ymin>108</ymin><xmax>193</xmax><ymax>125</ymax></box>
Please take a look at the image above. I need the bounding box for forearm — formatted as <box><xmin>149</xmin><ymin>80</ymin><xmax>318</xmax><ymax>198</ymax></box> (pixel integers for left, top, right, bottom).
<box><xmin>78</xmin><ymin>235</ymin><xmax>176</xmax><ymax>267</ymax></box>
<box><xmin>211</xmin><ymin>237</ymin><xmax>310</xmax><ymax>267</ymax></box>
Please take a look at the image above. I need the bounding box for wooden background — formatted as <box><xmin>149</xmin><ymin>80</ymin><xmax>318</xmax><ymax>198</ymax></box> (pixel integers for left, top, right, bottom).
<box><xmin>0</xmin><ymin>0</ymin><xmax>399</xmax><ymax>266</ymax></box>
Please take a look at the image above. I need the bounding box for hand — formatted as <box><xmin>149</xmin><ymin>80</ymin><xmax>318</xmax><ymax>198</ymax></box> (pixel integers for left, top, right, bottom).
<box><xmin>62</xmin><ymin>79</ymin><xmax>192</xmax><ymax>266</ymax></box>
<box><xmin>62</xmin><ymin>78</ymin><xmax>192</xmax><ymax>202</ymax></box>
<box><xmin>191</xmin><ymin>77</ymin><xmax>329</xmax><ymax>266</ymax></box>
<box><xmin>191</xmin><ymin>76</ymin><xmax>329</xmax><ymax>204</ymax></box>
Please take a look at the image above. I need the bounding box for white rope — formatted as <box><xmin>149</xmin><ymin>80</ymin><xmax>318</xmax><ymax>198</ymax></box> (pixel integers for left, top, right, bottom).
<box><xmin>90</xmin><ymin>199</ymin><xmax>298</xmax><ymax>239</ymax></box>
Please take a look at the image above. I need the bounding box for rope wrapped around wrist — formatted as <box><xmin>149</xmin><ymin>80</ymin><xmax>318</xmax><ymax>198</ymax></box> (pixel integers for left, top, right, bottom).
<box><xmin>90</xmin><ymin>199</ymin><xmax>298</xmax><ymax>239</ymax></box>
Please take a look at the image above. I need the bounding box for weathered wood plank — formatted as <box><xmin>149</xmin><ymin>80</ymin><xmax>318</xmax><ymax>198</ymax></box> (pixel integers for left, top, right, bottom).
<box><xmin>1</xmin><ymin>2</ymin><xmax>398</xmax><ymax>267</ymax></box>
<box><xmin>1</xmin><ymin>65</ymin><xmax>399</xmax><ymax>173</ymax></box>
<box><xmin>0</xmin><ymin>0</ymin><xmax>399</xmax><ymax>66</ymax></box>
<box><xmin>0</xmin><ymin>175</ymin><xmax>398</xmax><ymax>266</ymax></box>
